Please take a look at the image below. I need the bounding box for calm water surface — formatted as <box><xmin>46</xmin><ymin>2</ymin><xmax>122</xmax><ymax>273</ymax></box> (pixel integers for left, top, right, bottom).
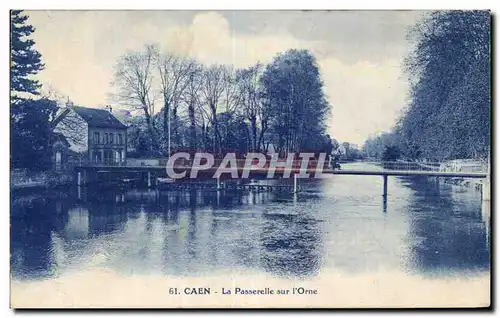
<box><xmin>11</xmin><ymin>163</ymin><xmax>490</xmax><ymax>281</ymax></box>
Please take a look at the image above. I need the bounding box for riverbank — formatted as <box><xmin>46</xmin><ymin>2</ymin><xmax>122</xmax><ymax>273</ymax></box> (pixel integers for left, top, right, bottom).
<box><xmin>10</xmin><ymin>268</ymin><xmax>490</xmax><ymax>308</ymax></box>
<box><xmin>439</xmin><ymin>159</ymin><xmax>488</xmax><ymax>191</ymax></box>
<box><xmin>443</xmin><ymin>177</ymin><xmax>484</xmax><ymax>191</ymax></box>
<box><xmin>11</xmin><ymin>169</ymin><xmax>73</xmax><ymax>191</ymax></box>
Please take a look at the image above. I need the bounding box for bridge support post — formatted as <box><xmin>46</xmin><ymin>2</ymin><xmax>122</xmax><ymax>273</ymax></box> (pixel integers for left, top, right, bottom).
<box><xmin>293</xmin><ymin>174</ymin><xmax>299</xmax><ymax>193</ymax></box>
<box><xmin>481</xmin><ymin>153</ymin><xmax>491</xmax><ymax>202</ymax></box>
<box><xmin>217</xmin><ymin>176</ymin><xmax>222</xmax><ymax>190</ymax></box>
<box><xmin>382</xmin><ymin>175</ymin><xmax>388</xmax><ymax>198</ymax></box>
<box><xmin>148</xmin><ymin>172</ymin><xmax>151</xmax><ymax>188</ymax></box>
<box><xmin>482</xmin><ymin>176</ymin><xmax>490</xmax><ymax>202</ymax></box>
<box><xmin>77</xmin><ymin>171</ymin><xmax>82</xmax><ymax>186</ymax></box>
<box><xmin>482</xmin><ymin>177</ymin><xmax>490</xmax><ymax>201</ymax></box>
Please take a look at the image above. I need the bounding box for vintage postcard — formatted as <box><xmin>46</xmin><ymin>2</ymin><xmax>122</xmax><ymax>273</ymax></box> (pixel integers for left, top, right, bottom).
<box><xmin>10</xmin><ymin>10</ymin><xmax>491</xmax><ymax>308</ymax></box>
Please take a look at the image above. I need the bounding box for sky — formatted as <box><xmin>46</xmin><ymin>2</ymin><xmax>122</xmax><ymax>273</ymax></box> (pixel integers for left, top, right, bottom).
<box><xmin>27</xmin><ymin>10</ymin><xmax>425</xmax><ymax>146</ymax></box>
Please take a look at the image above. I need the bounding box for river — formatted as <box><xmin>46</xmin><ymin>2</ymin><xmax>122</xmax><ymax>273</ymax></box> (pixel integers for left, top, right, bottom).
<box><xmin>10</xmin><ymin>163</ymin><xmax>490</xmax><ymax>308</ymax></box>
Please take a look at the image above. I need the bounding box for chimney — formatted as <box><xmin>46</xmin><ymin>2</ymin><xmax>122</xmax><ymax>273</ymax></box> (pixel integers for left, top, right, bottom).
<box><xmin>65</xmin><ymin>97</ymin><xmax>74</xmax><ymax>108</ymax></box>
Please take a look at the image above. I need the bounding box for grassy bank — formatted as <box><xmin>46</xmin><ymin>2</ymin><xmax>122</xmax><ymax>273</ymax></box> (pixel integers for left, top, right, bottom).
<box><xmin>11</xmin><ymin>169</ymin><xmax>73</xmax><ymax>191</ymax></box>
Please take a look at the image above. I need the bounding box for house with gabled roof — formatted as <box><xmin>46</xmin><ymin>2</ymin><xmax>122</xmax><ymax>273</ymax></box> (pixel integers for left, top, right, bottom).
<box><xmin>52</xmin><ymin>105</ymin><xmax>128</xmax><ymax>168</ymax></box>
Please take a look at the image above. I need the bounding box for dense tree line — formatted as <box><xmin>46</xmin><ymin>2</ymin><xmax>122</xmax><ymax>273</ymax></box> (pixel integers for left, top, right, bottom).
<box><xmin>363</xmin><ymin>132</ymin><xmax>405</xmax><ymax>161</ymax></box>
<box><xmin>363</xmin><ymin>131</ymin><xmax>406</xmax><ymax>160</ymax></box>
<box><xmin>113</xmin><ymin>46</ymin><xmax>331</xmax><ymax>158</ymax></box>
<box><xmin>363</xmin><ymin>11</ymin><xmax>490</xmax><ymax>162</ymax></box>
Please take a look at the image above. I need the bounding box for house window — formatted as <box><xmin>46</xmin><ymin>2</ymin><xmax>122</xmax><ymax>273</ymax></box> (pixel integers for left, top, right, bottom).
<box><xmin>94</xmin><ymin>132</ymin><xmax>100</xmax><ymax>144</ymax></box>
<box><xmin>118</xmin><ymin>134</ymin><xmax>123</xmax><ymax>145</ymax></box>
<box><xmin>55</xmin><ymin>151</ymin><xmax>62</xmax><ymax>171</ymax></box>
<box><xmin>110</xmin><ymin>133</ymin><xmax>114</xmax><ymax>144</ymax></box>
<box><xmin>105</xmin><ymin>133</ymin><xmax>109</xmax><ymax>144</ymax></box>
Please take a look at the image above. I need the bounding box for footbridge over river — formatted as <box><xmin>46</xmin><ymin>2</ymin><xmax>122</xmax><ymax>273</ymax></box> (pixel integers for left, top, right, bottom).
<box><xmin>327</xmin><ymin>161</ymin><xmax>489</xmax><ymax>201</ymax></box>
<box><xmin>74</xmin><ymin>160</ymin><xmax>490</xmax><ymax>201</ymax></box>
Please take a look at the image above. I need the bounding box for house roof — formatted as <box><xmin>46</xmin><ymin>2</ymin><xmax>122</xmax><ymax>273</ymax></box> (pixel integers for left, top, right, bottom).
<box><xmin>71</xmin><ymin>106</ymin><xmax>127</xmax><ymax>129</ymax></box>
<box><xmin>52</xmin><ymin>132</ymin><xmax>71</xmax><ymax>147</ymax></box>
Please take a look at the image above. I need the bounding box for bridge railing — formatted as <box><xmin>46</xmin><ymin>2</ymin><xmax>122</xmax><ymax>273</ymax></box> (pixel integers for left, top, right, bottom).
<box><xmin>338</xmin><ymin>161</ymin><xmax>440</xmax><ymax>172</ymax></box>
<box><xmin>79</xmin><ymin>158</ymin><xmax>488</xmax><ymax>175</ymax></box>
<box><xmin>339</xmin><ymin>161</ymin><xmax>488</xmax><ymax>173</ymax></box>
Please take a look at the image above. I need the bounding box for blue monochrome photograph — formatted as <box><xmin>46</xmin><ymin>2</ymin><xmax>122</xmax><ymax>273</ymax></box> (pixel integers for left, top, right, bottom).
<box><xmin>9</xmin><ymin>10</ymin><xmax>491</xmax><ymax>308</ymax></box>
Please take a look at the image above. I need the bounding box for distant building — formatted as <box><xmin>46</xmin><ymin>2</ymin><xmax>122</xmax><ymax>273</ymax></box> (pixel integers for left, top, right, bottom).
<box><xmin>337</xmin><ymin>144</ymin><xmax>346</xmax><ymax>155</ymax></box>
<box><xmin>52</xmin><ymin>105</ymin><xmax>128</xmax><ymax>168</ymax></box>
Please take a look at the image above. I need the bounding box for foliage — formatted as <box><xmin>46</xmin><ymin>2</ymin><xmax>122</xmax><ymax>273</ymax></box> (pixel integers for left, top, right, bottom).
<box><xmin>154</xmin><ymin>47</ymin><xmax>198</xmax><ymax>155</ymax></box>
<box><xmin>221</xmin><ymin>113</ymin><xmax>250</xmax><ymax>154</ymax></box>
<box><xmin>363</xmin><ymin>132</ymin><xmax>407</xmax><ymax>160</ymax></box>
<box><xmin>10</xmin><ymin>10</ymin><xmax>44</xmax><ymax>99</ymax></box>
<box><xmin>113</xmin><ymin>45</ymin><xmax>160</xmax><ymax>154</ymax></box>
<box><xmin>10</xmin><ymin>11</ymin><xmax>58</xmax><ymax>170</ymax></box>
<box><xmin>11</xmin><ymin>98</ymin><xmax>58</xmax><ymax>170</ymax></box>
<box><xmin>381</xmin><ymin>145</ymin><xmax>401</xmax><ymax>161</ymax></box>
<box><xmin>236</xmin><ymin>63</ymin><xmax>265</xmax><ymax>151</ymax></box>
<box><xmin>112</xmin><ymin>47</ymin><xmax>332</xmax><ymax>157</ymax></box>
<box><xmin>399</xmin><ymin>10</ymin><xmax>490</xmax><ymax>160</ymax></box>
<box><xmin>260</xmin><ymin>49</ymin><xmax>330</xmax><ymax>154</ymax></box>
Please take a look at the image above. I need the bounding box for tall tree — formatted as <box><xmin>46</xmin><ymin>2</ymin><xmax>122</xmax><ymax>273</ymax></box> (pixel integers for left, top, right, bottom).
<box><xmin>220</xmin><ymin>66</ymin><xmax>242</xmax><ymax>150</ymax></box>
<box><xmin>199</xmin><ymin>65</ymin><xmax>227</xmax><ymax>155</ymax></box>
<box><xmin>154</xmin><ymin>48</ymin><xmax>196</xmax><ymax>154</ymax></box>
<box><xmin>261</xmin><ymin>49</ymin><xmax>329</xmax><ymax>153</ymax></box>
<box><xmin>182</xmin><ymin>62</ymin><xmax>203</xmax><ymax>152</ymax></box>
<box><xmin>10</xmin><ymin>11</ymin><xmax>58</xmax><ymax>170</ymax></box>
<box><xmin>113</xmin><ymin>45</ymin><xmax>160</xmax><ymax>154</ymax></box>
<box><xmin>401</xmin><ymin>10</ymin><xmax>490</xmax><ymax>160</ymax></box>
<box><xmin>236</xmin><ymin>63</ymin><xmax>264</xmax><ymax>151</ymax></box>
<box><xmin>217</xmin><ymin>112</ymin><xmax>250</xmax><ymax>154</ymax></box>
<box><xmin>10</xmin><ymin>10</ymin><xmax>44</xmax><ymax>102</ymax></box>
